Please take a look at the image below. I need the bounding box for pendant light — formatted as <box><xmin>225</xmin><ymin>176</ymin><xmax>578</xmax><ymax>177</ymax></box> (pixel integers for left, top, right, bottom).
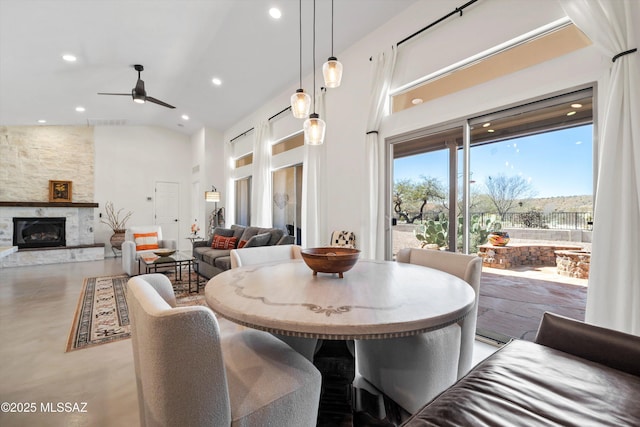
<box><xmin>322</xmin><ymin>0</ymin><xmax>343</xmax><ymax>88</ymax></box>
<box><xmin>304</xmin><ymin>0</ymin><xmax>326</xmax><ymax>145</ymax></box>
<box><xmin>290</xmin><ymin>0</ymin><xmax>311</xmax><ymax>119</ymax></box>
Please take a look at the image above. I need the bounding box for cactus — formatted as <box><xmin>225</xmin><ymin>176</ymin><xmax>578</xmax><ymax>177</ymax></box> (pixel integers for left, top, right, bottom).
<box><xmin>414</xmin><ymin>214</ymin><xmax>449</xmax><ymax>249</ymax></box>
<box><xmin>414</xmin><ymin>213</ymin><xmax>501</xmax><ymax>252</ymax></box>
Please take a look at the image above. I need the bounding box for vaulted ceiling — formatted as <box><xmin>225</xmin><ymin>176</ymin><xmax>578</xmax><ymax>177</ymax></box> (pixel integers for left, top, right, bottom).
<box><xmin>0</xmin><ymin>0</ymin><xmax>418</xmax><ymax>135</ymax></box>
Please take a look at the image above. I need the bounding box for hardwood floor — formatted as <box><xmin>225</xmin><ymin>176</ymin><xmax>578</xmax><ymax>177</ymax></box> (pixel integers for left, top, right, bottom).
<box><xmin>0</xmin><ymin>258</ymin><xmax>499</xmax><ymax>427</ymax></box>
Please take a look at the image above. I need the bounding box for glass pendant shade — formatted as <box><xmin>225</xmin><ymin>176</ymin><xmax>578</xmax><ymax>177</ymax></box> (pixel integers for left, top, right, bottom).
<box><xmin>291</xmin><ymin>89</ymin><xmax>311</xmax><ymax>119</ymax></box>
<box><xmin>303</xmin><ymin>113</ymin><xmax>326</xmax><ymax>145</ymax></box>
<box><xmin>323</xmin><ymin>57</ymin><xmax>343</xmax><ymax>88</ymax></box>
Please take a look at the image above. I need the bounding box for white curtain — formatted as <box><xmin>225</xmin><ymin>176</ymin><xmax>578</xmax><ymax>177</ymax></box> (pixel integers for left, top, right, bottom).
<box><xmin>560</xmin><ymin>0</ymin><xmax>640</xmax><ymax>335</ymax></box>
<box><xmin>363</xmin><ymin>46</ymin><xmax>397</xmax><ymax>260</ymax></box>
<box><xmin>302</xmin><ymin>89</ymin><xmax>327</xmax><ymax>247</ymax></box>
<box><xmin>251</xmin><ymin>120</ymin><xmax>273</xmax><ymax>227</ymax></box>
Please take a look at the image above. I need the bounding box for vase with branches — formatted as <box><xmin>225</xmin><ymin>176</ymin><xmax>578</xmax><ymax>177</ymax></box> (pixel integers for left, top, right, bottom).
<box><xmin>101</xmin><ymin>202</ymin><xmax>133</xmax><ymax>232</ymax></box>
<box><xmin>101</xmin><ymin>202</ymin><xmax>133</xmax><ymax>255</ymax></box>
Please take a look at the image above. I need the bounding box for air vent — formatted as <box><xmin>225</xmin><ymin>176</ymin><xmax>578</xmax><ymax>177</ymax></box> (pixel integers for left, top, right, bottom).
<box><xmin>87</xmin><ymin>118</ymin><xmax>128</xmax><ymax>126</ymax></box>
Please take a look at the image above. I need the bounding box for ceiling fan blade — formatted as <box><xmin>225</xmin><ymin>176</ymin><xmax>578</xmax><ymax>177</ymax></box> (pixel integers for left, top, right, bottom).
<box><xmin>97</xmin><ymin>92</ymin><xmax>131</xmax><ymax>96</ymax></box>
<box><xmin>146</xmin><ymin>96</ymin><xmax>176</xmax><ymax>109</ymax></box>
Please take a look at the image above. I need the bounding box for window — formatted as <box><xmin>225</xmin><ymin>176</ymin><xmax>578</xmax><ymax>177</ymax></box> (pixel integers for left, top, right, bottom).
<box><xmin>272</xmin><ymin>164</ymin><xmax>303</xmax><ymax>245</ymax></box>
<box><xmin>235</xmin><ymin>177</ymin><xmax>251</xmax><ymax>226</ymax></box>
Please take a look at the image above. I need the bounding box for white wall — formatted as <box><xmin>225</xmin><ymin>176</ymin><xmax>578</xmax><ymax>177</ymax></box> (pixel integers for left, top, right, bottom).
<box><xmin>94</xmin><ymin>125</ymin><xmax>192</xmax><ymax>254</ymax></box>
<box><xmin>221</xmin><ymin>0</ymin><xmax>607</xmax><ymax>255</ymax></box>
<box><xmin>202</xmin><ymin>127</ymin><xmax>225</xmax><ymax>233</ymax></box>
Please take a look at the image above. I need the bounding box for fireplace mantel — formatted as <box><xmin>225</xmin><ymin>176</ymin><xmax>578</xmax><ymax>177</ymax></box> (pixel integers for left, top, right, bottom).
<box><xmin>0</xmin><ymin>201</ymin><xmax>99</xmax><ymax>208</ymax></box>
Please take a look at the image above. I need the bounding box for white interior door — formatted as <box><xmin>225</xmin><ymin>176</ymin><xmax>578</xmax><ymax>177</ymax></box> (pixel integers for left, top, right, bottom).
<box><xmin>155</xmin><ymin>181</ymin><xmax>180</xmax><ymax>244</ymax></box>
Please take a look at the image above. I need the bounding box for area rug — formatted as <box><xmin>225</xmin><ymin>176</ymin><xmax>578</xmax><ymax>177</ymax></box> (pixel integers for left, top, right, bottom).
<box><xmin>66</xmin><ymin>272</ymin><xmax>207</xmax><ymax>352</ymax></box>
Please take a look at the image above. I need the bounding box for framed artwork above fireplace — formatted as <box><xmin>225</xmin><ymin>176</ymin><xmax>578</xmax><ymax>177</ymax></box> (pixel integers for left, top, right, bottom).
<box><xmin>49</xmin><ymin>180</ymin><xmax>72</xmax><ymax>202</ymax></box>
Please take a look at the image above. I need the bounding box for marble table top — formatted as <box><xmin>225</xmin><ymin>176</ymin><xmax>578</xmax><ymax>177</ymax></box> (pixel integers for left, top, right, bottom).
<box><xmin>205</xmin><ymin>259</ymin><xmax>475</xmax><ymax>340</ymax></box>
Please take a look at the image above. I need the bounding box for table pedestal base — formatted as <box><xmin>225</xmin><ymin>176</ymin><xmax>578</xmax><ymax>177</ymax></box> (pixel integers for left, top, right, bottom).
<box><xmin>313</xmin><ymin>340</ymin><xmax>410</xmax><ymax>426</ymax></box>
<box><xmin>315</xmin><ymin>340</ymin><xmax>354</xmax><ymax>427</ymax></box>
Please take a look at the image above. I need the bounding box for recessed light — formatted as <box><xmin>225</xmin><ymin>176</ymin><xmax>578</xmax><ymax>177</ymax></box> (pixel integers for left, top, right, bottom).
<box><xmin>62</xmin><ymin>54</ymin><xmax>77</xmax><ymax>62</ymax></box>
<box><xmin>411</xmin><ymin>98</ymin><xmax>423</xmax><ymax>105</ymax></box>
<box><xmin>75</xmin><ymin>106</ymin><xmax>85</xmax><ymax>112</ymax></box>
<box><xmin>482</xmin><ymin>122</ymin><xmax>491</xmax><ymax>128</ymax></box>
<box><xmin>487</xmin><ymin>129</ymin><xmax>495</xmax><ymax>133</ymax></box>
<box><xmin>38</xmin><ymin>119</ymin><xmax>47</xmax><ymax>124</ymax></box>
<box><xmin>212</xmin><ymin>77</ymin><xmax>222</xmax><ymax>86</ymax></box>
<box><xmin>269</xmin><ymin>7</ymin><xmax>282</xmax><ymax>19</ymax></box>
<box><xmin>181</xmin><ymin>114</ymin><xmax>190</xmax><ymax>120</ymax></box>
<box><xmin>571</xmin><ymin>103</ymin><xmax>582</xmax><ymax>108</ymax></box>
<box><xmin>566</xmin><ymin>111</ymin><xmax>576</xmax><ymax>116</ymax></box>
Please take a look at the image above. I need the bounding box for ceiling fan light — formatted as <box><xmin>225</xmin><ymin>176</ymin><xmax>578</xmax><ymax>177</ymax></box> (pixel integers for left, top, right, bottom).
<box><xmin>291</xmin><ymin>89</ymin><xmax>311</xmax><ymax>119</ymax></box>
<box><xmin>133</xmin><ymin>98</ymin><xmax>145</xmax><ymax>104</ymax></box>
<box><xmin>322</xmin><ymin>57</ymin><xmax>343</xmax><ymax>88</ymax></box>
<box><xmin>303</xmin><ymin>113</ymin><xmax>326</xmax><ymax>145</ymax></box>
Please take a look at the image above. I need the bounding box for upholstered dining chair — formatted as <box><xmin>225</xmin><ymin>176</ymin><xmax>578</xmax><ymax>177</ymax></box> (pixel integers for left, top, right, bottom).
<box><xmin>229</xmin><ymin>245</ymin><xmax>319</xmax><ymax>361</ymax></box>
<box><xmin>355</xmin><ymin>248</ymin><xmax>482</xmax><ymax>414</ymax></box>
<box><xmin>127</xmin><ymin>273</ymin><xmax>321</xmax><ymax>427</ymax></box>
<box><xmin>330</xmin><ymin>230</ymin><xmax>356</xmax><ymax>248</ymax></box>
<box><xmin>230</xmin><ymin>244</ymin><xmax>302</xmax><ymax>268</ymax></box>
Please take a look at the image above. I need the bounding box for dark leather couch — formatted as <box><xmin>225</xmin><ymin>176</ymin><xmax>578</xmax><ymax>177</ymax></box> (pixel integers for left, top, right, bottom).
<box><xmin>192</xmin><ymin>225</ymin><xmax>293</xmax><ymax>279</ymax></box>
<box><xmin>402</xmin><ymin>312</ymin><xmax>640</xmax><ymax>426</ymax></box>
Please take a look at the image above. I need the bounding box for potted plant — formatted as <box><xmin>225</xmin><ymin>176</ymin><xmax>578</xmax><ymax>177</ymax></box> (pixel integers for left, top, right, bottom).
<box><xmin>101</xmin><ymin>202</ymin><xmax>133</xmax><ymax>251</ymax></box>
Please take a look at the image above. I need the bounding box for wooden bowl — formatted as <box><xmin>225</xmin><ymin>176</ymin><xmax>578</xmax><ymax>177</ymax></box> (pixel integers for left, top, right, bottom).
<box><xmin>153</xmin><ymin>249</ymin><xmax>176</xmax><ymax>257</ymax></box>
<box><xmin>301</xmin><ymin>247</ymin><xmax>361</xmax><ymax>278</ymax></box>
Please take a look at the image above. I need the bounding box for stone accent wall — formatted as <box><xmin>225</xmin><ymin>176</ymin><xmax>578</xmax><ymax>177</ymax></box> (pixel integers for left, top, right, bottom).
<box><xmin>478</xmin><ymin>243</ymin><xmax>583</xmax><ymax>269</ymax></box>
<box><xmin>0</xmin><ymin>126</ymin><xmax>94</xmax><ymax>202</ymax></box>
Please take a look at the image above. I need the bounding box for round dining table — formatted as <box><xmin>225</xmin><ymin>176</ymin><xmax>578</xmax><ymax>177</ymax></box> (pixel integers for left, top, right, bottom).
<box><xmin>204</xmin><ymin>258</ymin><xmax>475</xmax><ymax>340</ymax></box>
<box><xmin>205</xmin><ymin>258</ymin><xmax>476</xmax><ymax>426</ymax></box>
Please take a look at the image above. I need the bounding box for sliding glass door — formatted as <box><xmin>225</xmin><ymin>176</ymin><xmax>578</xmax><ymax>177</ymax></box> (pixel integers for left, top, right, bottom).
<box><xmin>391</xmin><ymin>126</ymin><xmax>463</xmax><ymax>258</ymax></box>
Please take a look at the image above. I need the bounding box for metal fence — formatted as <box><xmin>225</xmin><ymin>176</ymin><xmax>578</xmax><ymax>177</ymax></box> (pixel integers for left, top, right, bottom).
<box><xmin>472</xmin><ymin>212</ymin><xmax>593</xmax><ymax>230</ymax></box>
<box><xmin>401</xmin><ymin>211</ymin><xmax>593</xmax><ymax>230</ymax></box>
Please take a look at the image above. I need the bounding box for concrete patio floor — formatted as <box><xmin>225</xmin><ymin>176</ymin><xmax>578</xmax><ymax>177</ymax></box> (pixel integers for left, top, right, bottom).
<box><xmin>477</xmin><ymin>265</ymin><xmax>587</xmax><ymax>341</ymax></box>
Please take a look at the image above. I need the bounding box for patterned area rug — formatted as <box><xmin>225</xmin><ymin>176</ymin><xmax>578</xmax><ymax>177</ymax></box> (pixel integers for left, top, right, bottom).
<box><xmin>66</xmin><ymin>272</ymin><xmax>207</xmax><ymax>352</ymax></box>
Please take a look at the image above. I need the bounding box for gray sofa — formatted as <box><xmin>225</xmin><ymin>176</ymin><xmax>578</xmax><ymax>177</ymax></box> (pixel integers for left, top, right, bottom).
<box><xmin>193</xmin><ymin>225</ymin><xmax>294</xmax><ymax>279</ymax></box>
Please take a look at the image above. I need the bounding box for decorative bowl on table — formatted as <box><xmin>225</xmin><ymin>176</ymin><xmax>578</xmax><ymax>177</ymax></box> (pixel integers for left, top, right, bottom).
<box><xmin>153</xmin><ymin>249</ymin><xmax>176</xmax><ymax>257</ymax></box>
<box><xmin>300</xmin><ymin>247</ymin><xmax>361</xmax><ymax>278</ymax></box>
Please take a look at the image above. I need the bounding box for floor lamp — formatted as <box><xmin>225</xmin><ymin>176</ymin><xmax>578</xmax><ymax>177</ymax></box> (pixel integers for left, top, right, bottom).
<box><xmin>205</xmin><ymin>186</ymin><xmax>221</xmax><ymax>234</ymax></box>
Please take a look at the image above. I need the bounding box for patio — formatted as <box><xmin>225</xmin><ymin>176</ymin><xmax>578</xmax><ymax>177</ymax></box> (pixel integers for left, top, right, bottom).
<box><xmin>477</xmin><ymin>265</ymin><xmax>587</xmax><ymax>341</ymax></box>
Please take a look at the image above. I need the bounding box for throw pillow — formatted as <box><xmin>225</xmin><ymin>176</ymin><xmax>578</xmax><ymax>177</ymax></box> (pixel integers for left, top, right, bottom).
<box><xmin>238</xmin><ymin>240</ymin><xmax>248</xmax><ymax>249</ymax></box>
<box><xmin>243</xmin><ymin>232</ymin><xmax>271</xmax><ymax>248</ymax></box>
<box><xmin>133</xmin><ymin>232</ymin><xmax>159</xmax><ymax>251</ymax></box>
<box><xmin>212</xmin><ymin>235</ymin><xmax>238</xmax><ymax>249</ymax></box>
<box><xmin>213</xmin><ymin>227</ymin><xmax>235</xmax><ymax>237</ymax></box>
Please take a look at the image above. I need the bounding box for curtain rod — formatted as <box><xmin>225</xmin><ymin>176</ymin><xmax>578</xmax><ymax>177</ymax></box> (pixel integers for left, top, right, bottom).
<box><xmin>230</xmin><ymin>105</ymin><xmax>295</xmax><ymax>143</ymax></box>
<box><xmin>268</xmin><ymin>105</ymin><xmax>291</xmax><ymax>121</ymax></box>
<box><xmin>396</xmin><ymin>0</ymin><xmax>479</xmax><ymax>47</ymax></box>
<box><xmin>229</xmin><ymin>127</ymin><xmax>254</xmax><ymax>143</ymax></box>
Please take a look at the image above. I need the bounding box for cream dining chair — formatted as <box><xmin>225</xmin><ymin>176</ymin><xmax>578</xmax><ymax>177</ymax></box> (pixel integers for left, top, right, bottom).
<box><xmin>355</xmin><ymin>248</ymin><xmax>482</xmax><ymax>414</ymax></box>
<box><xmin>229</xmin><ymin>245</ymin><xmax>320</xmax><ymax>361</ymax></box>
<box><xmin>127</xmin><ymin>273</ymin><xmax>321</xmax><ymax>427</ymax></box>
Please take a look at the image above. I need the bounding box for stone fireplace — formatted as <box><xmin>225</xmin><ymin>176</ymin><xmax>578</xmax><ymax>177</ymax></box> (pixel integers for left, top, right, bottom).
<box><xmin>13</xmin><ymin>217</ymin><xmax>66</xmax><ymax>248</ymax></box>
<box><xmin>0</xmin><ymin>202</ymin><xmax>104</xmax><ymax>267</ymax></box>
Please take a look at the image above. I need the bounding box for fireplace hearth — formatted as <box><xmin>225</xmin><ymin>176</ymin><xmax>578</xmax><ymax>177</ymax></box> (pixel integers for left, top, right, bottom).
<box><xmin>13</xmin><ymin>217</ymin><xmax>66</xmax><ymax>249</ymax></box>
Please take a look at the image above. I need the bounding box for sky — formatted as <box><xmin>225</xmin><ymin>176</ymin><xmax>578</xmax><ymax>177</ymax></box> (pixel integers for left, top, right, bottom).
<box><xmin>393</xmin><ymin>124</ymin><xmax>593</xmax><ymax>198</ymax></box>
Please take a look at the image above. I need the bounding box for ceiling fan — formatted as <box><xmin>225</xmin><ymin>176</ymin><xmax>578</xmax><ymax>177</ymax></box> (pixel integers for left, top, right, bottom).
<box><xmin>98</xmin><ymin>64</ymin><xmax>175</xmax><ymax>109</ymax></box>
